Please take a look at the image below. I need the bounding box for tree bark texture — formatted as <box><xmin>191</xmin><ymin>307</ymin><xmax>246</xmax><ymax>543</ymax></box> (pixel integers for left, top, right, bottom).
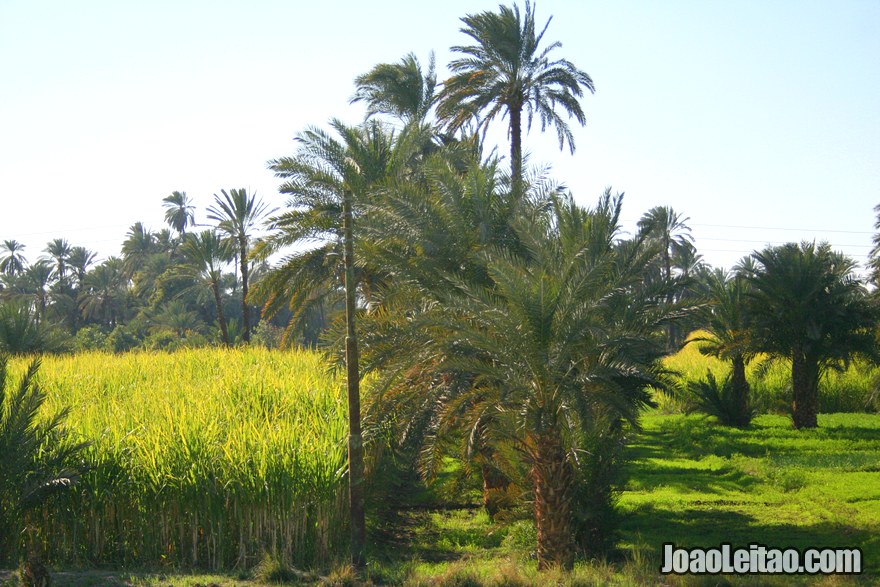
<box><xmin>530</xmin><ymin>431</ymin><xmax>574</xmax><ymax>570</ymax></box>
<box><xmin>791</xmin><ymin>352</ymin><xmax>819</xmax><ymax>429</ymax></box>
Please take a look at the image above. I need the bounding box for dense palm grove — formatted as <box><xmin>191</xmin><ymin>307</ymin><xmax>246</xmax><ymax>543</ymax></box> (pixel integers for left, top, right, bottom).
<box><xmin>2</xmin><ymin>2</ymin><xmax>879</xmax><ymax>577</ymax></box>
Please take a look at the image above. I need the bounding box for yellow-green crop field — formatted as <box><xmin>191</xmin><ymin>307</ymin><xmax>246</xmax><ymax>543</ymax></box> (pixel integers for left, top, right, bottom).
<box><xmin>5</xmin><ymin>348</ymin><xmax>349</xmax><ymax>570</ymax></box>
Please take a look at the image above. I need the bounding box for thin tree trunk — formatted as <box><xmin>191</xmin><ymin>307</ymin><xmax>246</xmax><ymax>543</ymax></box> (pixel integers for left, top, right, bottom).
<box><xmin>343</xmin><ymin>189</ymin><xmax>366</xmax><ymax>572</ymax></box>
<box><xmin>663</xmin><ymin>245</ymin><xmax>676</xmax><ymax>351</ymax></box>
<box><xmin>791</xmin><ymin>352</ymin><xmax>819</xmax><ymax>428</ymax></box>
<box><xmin>531</xmin><ymin>430</ymin><xmax>574</xmax><ymax>571</ymax></box>
<box><xmin>239</xmin><ymin>237</ymin><xmax>250</xmax><ymax>343</ymax></box>
<box><xmin>731</xmin><ymin>354</ymin><xmax>751</xmax><ymax>426</ymax></box>
<box><xmin>510</xmin><ymin>103</ymin><xmax>523</xmax><ymax>201</ymax></box>
<box><xmin>212</xmin><ymin>281</ymin><xmax>230</xmax><ymax>347</ymax></box>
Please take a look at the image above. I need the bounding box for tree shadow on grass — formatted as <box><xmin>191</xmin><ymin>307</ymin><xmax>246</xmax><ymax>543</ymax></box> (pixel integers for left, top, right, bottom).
<box><xmin>371</xmin><ymin>507</ymin><xmax>503</xmax><ymax>565</ymax></box>
<box><xmin>619</xmin><ymin>504</ymin><xmax>879</xmax><ymax>575</ymax></box>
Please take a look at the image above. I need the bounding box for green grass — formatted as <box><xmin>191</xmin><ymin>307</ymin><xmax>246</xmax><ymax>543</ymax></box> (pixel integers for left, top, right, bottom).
<box><xmin>618</xmin><ymin>413</ymin><xmax>880</xmax><ymax>578</ymax></box>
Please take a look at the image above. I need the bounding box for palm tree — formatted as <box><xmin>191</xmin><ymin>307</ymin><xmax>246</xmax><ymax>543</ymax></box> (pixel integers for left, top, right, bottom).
<box><xmin>258</xmin><ymin>119</ymin><xmax>401</xmax><ymax>330</ymax></box>
<box><xmin>79</xmin><ymin>258</ymin><xmax>127</xmax><ymax>328</ymax></box>
<box><xmin>67</xmin><ymin>246</ymin><xmax>98</xmax><ymax>288</ymax></box>
<box><xmin>207</xmin><ymin>189</ymin><xmax>272</xmax><ymax>344</ymax></box>
<box><xmin>352</xmin><ymin>52</ymin><xmax>437</xmax><ymax>125</ymax></box>
<box><xmin>175</xmin><ymin>230</ymin><xmax>233</xmax><ymax>346</ymax></box>
<box><xmin>162</xmin><ymin>191</ymin><xmax>196</xmax><ymax>235</ymax></box>
<box><xmin>121</xmin><ymin>222</ymin><xmax>155</xmax><ymax>279</ymax></box>
<box><xmin>0</xmin><ymin>241</ymin><xmax>27</xmax><ymax>277</ymax></box>
<box><xmin>745</xmin><ymin>242</ymin><xmax>878</xmax><ymax>429</ymax></box>
<box><xmin>0</xmin><ymin>302</ymin><xmax>53</xmax><ymax>355</ymax></box>
<box><xmin>20</xmin><ymin>261</ymin><xmax>53</xmax><ymax>321</ymax></box>
<box><xmin>869</xmin><ymin>203</ymin><xmax>880</xmax><ymax>287</ymax></box>
<box><xmin>437</xmin><ymin>1</ymin><xmax>594</xmax><ymax>199</ymax></box>
<box><xmin>637</xmin><ymin>206</ymin><xmax>694</xmax><ymax>349</ymax></box>
<box><xmin>365</xmin><ymin>192</ymin><xmax>673</xmax><ymax>569</ymax></box>
<box><xmin>261</xmin><ymin>119</ymin><xmax>404</xmax><ymax>572</ymax></box>
<box><xmin>0</xmin><ymin>356</ymin><xmax>87</xmax><ymax>581</ymax></box>
<box><xmin>43</xmin><ymin>238</ymin><xmax>72</xmax><ymax>283</ymax></box>
<box><xmin>689</xmin><ymin>269</ymin><xmax>753</xmax><ymax>426</ymax></box>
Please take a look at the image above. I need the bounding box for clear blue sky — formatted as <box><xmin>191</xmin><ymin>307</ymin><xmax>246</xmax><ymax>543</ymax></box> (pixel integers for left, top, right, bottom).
<box><xmin>1</xmin><ymin>0</ymin><xmax>878</xmax><ymax>275</ymax></box>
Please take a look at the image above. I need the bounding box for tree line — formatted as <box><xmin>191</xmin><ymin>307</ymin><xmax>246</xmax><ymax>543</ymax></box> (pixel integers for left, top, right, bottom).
<box><xmin>2</xmin><ymin>0</ymin><xmax>879</xmax><ymax>575</ymax></box>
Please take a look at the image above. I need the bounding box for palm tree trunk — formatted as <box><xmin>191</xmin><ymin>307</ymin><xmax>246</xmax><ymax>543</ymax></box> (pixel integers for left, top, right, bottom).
<box><xmin>239</xmin><ymin>237</ymin><xmax>250</xmax><ymax>343</ymax></box>
<box><xmin>530</xmin><ymin>430</ymin><xmax>574</xmax><ymax>570</ymax></box>
<box><xmin>663</xmin><ymin>245</ymin><xmax>676</xmax><ymax>351</ymax></box>
<box><xmin>473</xmin><ymin>417</ymin><xmax>510</xmax><ymax>518</ymax></box>
<box><xmin>510</xmin><ymin>103</ymin><xmax>523</xmax><ymax>201</ymax></box>
<box><xmin>343</xmin><ymin>189</ymin><xmax>367</xmax><ymax>572</ymax></box>
<box><xmin>731</xmin><ymin>354</ymin><xmax>751</xmax><ymax>426</ymax></box>
<box><xmin>212</xmin><ymin>281</ymin><xmax>230</xmax><ymax>347</ymax></box>
<box><xmin>791</xmin><ymin>352</ymin><xmax>819</xmax><ymax>429</ymax></box>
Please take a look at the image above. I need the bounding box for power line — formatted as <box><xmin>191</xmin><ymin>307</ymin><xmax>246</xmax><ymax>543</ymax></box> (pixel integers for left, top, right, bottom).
<box><xmin>697</xmin><ymin>237</ymin><xmax>871</xmax><ymax>248</ymax></box>
<box><xmin>620</xmin><ymin>219</ymin><xmax>874</xmax><ymax>235</ymax></box>
<box><xmin>690</xmin><ymin>223</ymin><xmax>873</xmax><ymax>235</ymax></box>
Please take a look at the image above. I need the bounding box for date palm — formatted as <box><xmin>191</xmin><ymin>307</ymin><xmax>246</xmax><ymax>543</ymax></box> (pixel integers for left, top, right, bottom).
<box><xmin>79</xmin><ymin>258</ymin><xmax>127</xmax><ymax>328</ymax></box>
<box><xmin>368</xmin><ymin>192</ymin><xmax>673</xmax><ymax>569</ymax></box>
<box><xmin>0</xmin><ymin>356</ymin><xmax>88</xmax><ymax>580</ymax></box>
<box><xmin>21</xmin><ymin>261</ymin><xmax>53</xmax><ymax>322</ymax></box>
<box><xmin>162</xmin><ymin>191</ymin><xmax>196</xmax><ymax>235</ymax></box>
<box><xmin>689</xmin><ymin>269</ymin><xmax>753</xmax><ymax>426</ymax></box>
<box><xmin>175</xmin><ymin>230</ymin><xmax>233</xmax><ymax>346</ymax></box>
<box><xmin>67</xmin><ymin>246</ymin><xmax>97</xmax><ymax>288</ymax></box>
<box><xmin>121</xmin><ymin>222</ymin><xmax>156</xmax><ymax>280</ymax></box>
<box><xmin>43</xmin><ymin>238</ymin><xmax>72</xmax><ymax>283</ymax></box>
<box><xmin>261</xmin><ymin>118</ymin><xmax>403</xmax><ymax>572</ymax></box>
<box><xmin>437</xmin><ymin>1</ymin><xmax>594</xmax><ymax>199</ymax></box>
<box><xmin>869</xmin><ymin>203</ymin><xmax>880</xmax><ymax>287</ymax></box>
<box><xmin>0</xmin><ymin>241</ymin><xmax>27</xmax><ymax>277</ymax></box>
<box><xmin>745</xmin><ymin>242</ymin><xmax>878</xmax><ymax>428</ymax></box>
<box><xmin>352</xmin><ymin>52</ymin><xmax>437</xmax><ymax>125</ymax></box>
<box><xmin>207</xmin><ymin>189</ymin><xmax>272</xmax><ymax>344</ymax></box>
<box><xmin>638</xmin><ymin>206</ymin><xmax>693</xmax><ymax>349</ymax></box>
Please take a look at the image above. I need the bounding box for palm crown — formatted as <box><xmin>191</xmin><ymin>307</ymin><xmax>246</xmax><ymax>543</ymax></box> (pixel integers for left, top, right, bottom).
<box><xmin>437</xmin><ymin>1</ymin><xmax>594</xmax><ymax>197</ymax></box>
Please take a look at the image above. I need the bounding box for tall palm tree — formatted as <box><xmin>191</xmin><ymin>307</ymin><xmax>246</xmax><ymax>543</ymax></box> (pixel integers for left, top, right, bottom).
<box><xmin>43</xmin><ymin>238</ymin><xmax>72</xmax><ymax>284</ymax></box>
<box><xmin>638</xmin><ymin>206</ymin><xmax>694</xmax><ymax>349</ymax></box>
<box><xmin>79</xmin><ymin>258</ymin><xmax>127</xmax><ymax>328</ymax></box>
<box><xmin>869</xmin><ymin>203</ymin><xmax>880</xmax><ymax>287</ymax></box>
<box><xmin>121</xmin><ymin>222</ymin><xmax>155</xmax><ymax>279</ymax></box>
<box><xmin>175</xmin><ymin>230</ymin><xmax>233</xmax><ymax>346</ymax></box>
<box><xmin>21</xmin><ymin>261</ymin><xmax>53</xmax><ymax>321</ymax></box>
<box><xmin>207</xmin><ymin>189</ymin><xmax>272</xmax><ymax>344</ymax></box>
<box><xmin>0</xmin><ymin>241</ymin><xmax>27</xmax><ymax>277</ymax></box>
<box><xmin>261</xmin><ymin>119</ymin><xmax>402</xmax><ymax>572</ymax></box>
<box><xmin>745</xmin><ymin>242</ymin><xmax>878</xmax><ymax>428</ymax></box>
<box><xmin>162</xmin><ymin>191</ymin><xmax>196</xmax><ymax>236</ymax></box>
<box><xmin>352</xmin><ymin>52</ymin><xmax>437</xmax><ymax>125</ymax></box>
<box><xmin>67</xmin><ymin>246</ymin><xmax>97</xmax><ymax>288</ymax></box>
<box><xmin>437</xmin><ymin>1</ymin><xmax>594</xmax><ymax>199</ymax></box>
